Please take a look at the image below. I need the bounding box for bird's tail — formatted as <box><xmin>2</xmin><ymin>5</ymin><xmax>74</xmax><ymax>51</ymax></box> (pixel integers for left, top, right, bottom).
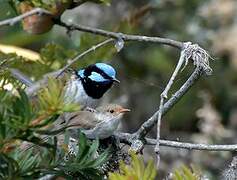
<box><xmin>10</xmin><ymin>68</ymin><xmax>34</xmax><ymax>87</ymax></box>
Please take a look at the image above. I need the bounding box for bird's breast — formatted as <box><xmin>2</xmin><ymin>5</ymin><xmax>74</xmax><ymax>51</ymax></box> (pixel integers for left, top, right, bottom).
<box><xmin>83</xmin><ymin>115</ymin><xmax>121</xmax><ymax>139</ymax></box>
<box><xmin>64</xmin><ymin>79</ymin><xmax>98</xmax><ymax>108</ymax></box>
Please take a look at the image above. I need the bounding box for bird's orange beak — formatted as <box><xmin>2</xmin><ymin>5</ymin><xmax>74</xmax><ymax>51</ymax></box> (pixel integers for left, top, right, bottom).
<box><xmin>118</xmin><ymin>108</ymin><xmax>131</xmax><ymax>113</ymax></box>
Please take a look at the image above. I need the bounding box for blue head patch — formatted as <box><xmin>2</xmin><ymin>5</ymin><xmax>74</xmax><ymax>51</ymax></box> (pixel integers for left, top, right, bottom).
<box><xmin>88</xmin><ymin>72</ymin><xmax>107</xmax><ymax>82</ymax></box>
<box><xmin>95</xmin><ymin>63</ymin><xmax>116</xmax><ymax>79</ymax></box>
<box><xmin>77</xmin><ymin>69</ymin><xmax>85</xmax><ymax>78</ymax></box>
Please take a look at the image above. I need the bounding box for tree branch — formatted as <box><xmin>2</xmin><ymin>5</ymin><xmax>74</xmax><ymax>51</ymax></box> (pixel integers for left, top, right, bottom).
<box><xmin>154</xmin><ymin>42</ymin><xmax>199</xmax><ymax>167</ymax></box>
<box><xmin>56</xmin><ymin>38</ymin><xmax>114</xmax><ymax>78</ymax></box>
<box><xmin>55</xmin><ymin>20</ymin><xmax>183</xmax><ymax>49</ymax></box>
<box><xmin>135</xmin><ymin>67</ymin><xmax>202</xmax><ymax>139</ymax></box>
<box><xmin>0</xmin><ymin>8</ymin><xmax>51</xmax><ymax>27</ymax></box>
<box><xmin>116</xmin><ymin>133</ymin><xmax>237</xmax><ymax>151</ymax></box>
<box><xmin>24</xmin><ymin>38</ymin><xmax>113</xmax><ymax>95</ymax></box>
<box><xmin>135</xmin><ymin>43</ymin><xmax>212</xmax><ymax>141</ymax></box>
<box><xmin>0</xmin><ymin>7</ymin><xmax>182</xmax><ymax>49</ymax></box>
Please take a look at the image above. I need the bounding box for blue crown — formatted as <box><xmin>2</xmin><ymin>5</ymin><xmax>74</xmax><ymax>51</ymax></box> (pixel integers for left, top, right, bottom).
<box><xmin>77</xmin><ymin>63</ymin><xmax>118</xmax><ymax>81</ymax></box>
<box><xmin>95</xmin><ymin>63</ymin><xmax>116</xmax><ymax>79</ymax></box>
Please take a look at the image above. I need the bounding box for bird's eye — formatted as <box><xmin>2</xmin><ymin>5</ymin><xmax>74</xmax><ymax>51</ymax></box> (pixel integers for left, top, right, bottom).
<box><xmin>109</xmin><ymin>110</ymin><xmax>114</xmax><ymax>113</ymax></box>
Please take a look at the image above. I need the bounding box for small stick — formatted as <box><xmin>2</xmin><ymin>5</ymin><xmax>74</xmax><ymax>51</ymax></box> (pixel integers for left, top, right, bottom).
<box><xmin>154</xmin><ymin>44</ymin><xmax>188</xmax><ymax>168</ymax></box>
<box><xmin>0</xmin><ymin>8</ymin><xmax>51</xmax><ymax>27</ymax></box>
<box><xmin>56</xmin><ymin>38</ymin><xmax>114</xmax><ymax>78</ymax></box>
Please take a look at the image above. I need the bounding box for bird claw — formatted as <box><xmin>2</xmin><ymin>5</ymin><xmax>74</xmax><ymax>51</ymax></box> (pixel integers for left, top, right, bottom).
<box><xmin>130</xmin><ymin>139</ymin><xmax>144</xmax><ymax>153</ymax></box>
<box><xmin>85</xmin><ymin>107</ymin><xmax>97</xmax><ymax>112</ymax></box>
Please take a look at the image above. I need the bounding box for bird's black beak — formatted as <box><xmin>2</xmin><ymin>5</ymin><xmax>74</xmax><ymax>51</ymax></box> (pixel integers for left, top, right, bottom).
<box><xmin>113</xmin><ymin>78</ymin><xmax>120</xmax><ymax>83</ymax></box>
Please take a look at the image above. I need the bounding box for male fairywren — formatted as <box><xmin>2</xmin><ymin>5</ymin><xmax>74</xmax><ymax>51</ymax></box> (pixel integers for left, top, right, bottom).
<box><xmin>11</xmin><ymin>62</ymin><xmax>119</xmax><ymax>109</ymax></box>
<box><xmin>64</xmin><ymin>63</ymin><xmax>120</xmax><ymax>108</ymax></box>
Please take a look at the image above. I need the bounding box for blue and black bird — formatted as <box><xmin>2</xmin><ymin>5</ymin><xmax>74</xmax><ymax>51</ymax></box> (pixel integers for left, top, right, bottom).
<box><xmin>11</xmin><ymin>62</ymin><xmax>119</xmax><ymax>108</ymax></box>
<box><xmin>64</xmin><ymin>63</ymin><xmax>120</xmax><ymax>108</ymax></box>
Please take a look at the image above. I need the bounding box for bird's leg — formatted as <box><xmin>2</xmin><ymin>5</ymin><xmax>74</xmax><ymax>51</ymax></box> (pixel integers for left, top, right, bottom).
<box><xmin>110</xmin><ymin>135</ymin><xmax>120</xmax><ymax>150</ymax></box>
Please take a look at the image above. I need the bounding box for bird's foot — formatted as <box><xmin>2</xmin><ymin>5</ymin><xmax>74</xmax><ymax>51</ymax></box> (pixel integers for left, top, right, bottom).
<box><xmin>85</xmin><ymin>107</ymin><xmax>97</xmax><ymax>113</ymax></box>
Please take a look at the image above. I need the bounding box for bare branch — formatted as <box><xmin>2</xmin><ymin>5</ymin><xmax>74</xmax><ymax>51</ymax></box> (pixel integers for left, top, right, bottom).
<box><xmin>24</xmin><ymin>39</ymin><xmax>113</xmax><ymax>95</ymax></box>
<box><xmin>135</xmin><ymin>43</ymin><xmax>212</xmax><ymax>142</ymax></box>
<box><xmin>116</xmin><ymin>133</ymin><xmax>237</xmax><ymax>151</ymax></box>
<box><xmin>56</xmin><ymin>38</ymin><xmax>114</xmax><ymax>78</ymax></box>
<box><xmin>55</xmin><ymin>21</ymin><xmax>183</xmax><ymax>49</ymax></box>
<box><xmin>154</xmin><ymin>42</ymin><xmax>198</xmax><ymax>167</ymax></box>
<box><xmin>135</xmin><ymin>67</ymin><xmax>202</xmax><ymax>139</ymax></box>
<box><xmin>0</xmin><ymin>8</ymin><xmax>182</xmax><ymax>49</ymax></box>
<box><xmin>0</xmin><ymin>8</ymin><xmax>51</xmax><ymax>27</ymax></box>
<box><xmin>154</xmin><ymin>95</ymin><xmax>163</xmax><ymax>167</ymax></box>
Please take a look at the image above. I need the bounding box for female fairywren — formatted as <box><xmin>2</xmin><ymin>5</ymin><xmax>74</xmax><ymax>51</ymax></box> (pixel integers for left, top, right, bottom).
<box><xmin>55</xmin><ymin>104</ymin><xmax>130</xmax><ymax>139</ymax></box>
<box><xmin>64</xmin><ymin>63</ymin><xmax>120</xmax><ymax>108</ymax></box>
<box><xmin>19</xmin><ymin>104</ymin><xmax>130</xmax><ymax>152</ymax></box>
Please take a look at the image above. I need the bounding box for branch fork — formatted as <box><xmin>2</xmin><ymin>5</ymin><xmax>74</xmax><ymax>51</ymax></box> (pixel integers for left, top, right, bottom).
<box><xmin>154</xmin><ymin>42</ymin><xmax>212</xmax><ymax>167</ymax></box>
<box><xmin>125</xmin><ymin>42</ymin><xmax>213</xmax><ymax>168</ymax></box>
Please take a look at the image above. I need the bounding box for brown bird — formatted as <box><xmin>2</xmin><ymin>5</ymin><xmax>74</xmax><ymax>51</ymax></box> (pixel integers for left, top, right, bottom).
<box><xmin>53</xmin><ymin>104</ymin><xmax>130</xmax><ymax>139</ymax></box>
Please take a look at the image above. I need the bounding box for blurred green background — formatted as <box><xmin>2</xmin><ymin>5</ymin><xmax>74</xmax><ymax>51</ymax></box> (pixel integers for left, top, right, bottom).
<box><xmin>1</xmin><ymin>0</ymin><xmax>237</xmax><ymax>179</ymax></box>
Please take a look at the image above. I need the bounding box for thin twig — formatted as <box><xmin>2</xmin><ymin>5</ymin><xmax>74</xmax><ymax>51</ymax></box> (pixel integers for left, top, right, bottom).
<box><xmin>56</xmin><ymin>38</ymin><xmax>114</xmax><ymax>78</ymax></box>
<box><xmin>24</xmin><ymin>39</ymin><xmax>113</xmax><ymax>95</ymax></box>
<box><xmin>135</xmin><ymin>43</ymin><xmax>212</xmax><ymax>140</ymax></box>
<box><xmin>116</xmin><ymin>133</ymin><xmax>237</xmax><ymax>151</ymax></box>
<box><xmin>154</xmin><ymin>43</ymin><xmax>188</xmax><ymax>168</ymax></box>
<box><xmin>154</xmin><ymin>97</ymin><xmax>163</xmax><ymax>167</ymax></box>
<box><xmin>135</xmin><ymin>67</ymin><xmax>202</xmax><ymax>139</ymax></box>
<box><xmin>0</xmin><ymin>8</ymin><xmax>51</xmax><ymax>27</ymax></box>
<box><xmin>149</xmin><ymin>139</ymin><xmax>237</xmax><ymax>151</ymax></box>
<box><xmin>55</xmin><ymin>21</ymin><xmax>183</xmax><ymax>49</ymax></box>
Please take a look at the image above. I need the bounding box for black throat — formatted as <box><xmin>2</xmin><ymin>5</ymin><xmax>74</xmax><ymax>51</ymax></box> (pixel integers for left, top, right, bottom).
<box><xmin>77</xmin><ymin>64</ymin><xmax>115</xmax><ymax>99</ymax></box>
<box><xmin>81</xmin><ymin>78</ymin><xmax>113</xmax><ymax>99</ymax></box>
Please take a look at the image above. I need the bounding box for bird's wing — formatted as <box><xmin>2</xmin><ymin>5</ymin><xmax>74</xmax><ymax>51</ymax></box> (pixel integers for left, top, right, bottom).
<box><xmin>66</xmin><ymin>111</ymin><xmax>101</xmax><ymax>130</ymax></box>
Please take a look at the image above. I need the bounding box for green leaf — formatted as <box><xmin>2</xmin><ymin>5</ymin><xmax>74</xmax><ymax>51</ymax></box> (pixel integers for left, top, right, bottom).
<box><xmin>143</xmin><ymin>159</ymin><xmax>156</xmax><ymax>180</ymax></box>
<box><xmin>108</xmin><ymin>151</ymin><xmax>157</xmax><ymax>180</ymax></box>
<box><xmin>172</xmin><ymin>165</ymin><xmax>201</xmax><ymax>180</ymax></box>
<box><xmin>76</xmin><ymin>132</ymin><xmax>88</xmax><ymax>162</ymax></box>
<box><xmin>0</xmin><ymin>153</ymin><xmax>20</xmax><ymax>179</ymax></box>
<box><xmin>86</xmin><ymin>149</ymin><xmax>109</xmax><ymax>168</ymax></box>
<box><xmin>173</xmin><ymin>170</ymin><xmax>184</xmax><ymax>180</ymax></box>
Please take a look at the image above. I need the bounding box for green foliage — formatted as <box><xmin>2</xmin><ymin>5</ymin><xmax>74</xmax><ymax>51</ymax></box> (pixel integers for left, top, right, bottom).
<box><xmin>0</xmin><ymin>131</ymin><xmax>109</xmax><ymax>179</ymax></box>
<box><xmin>87</xmin><ymin>0</ymin><xmax>111</xmax><ymax>5</ymax></box>
<box><xmin>0</xmin><ymin>76</ymin><xmax>79</xmax><ymax>151</ymax></box>
<box><xmin>0</xmin><ymin>40</ymin><xmax>114</xmax><ymax>83</ymax></box>
<box><xmin>40</xmin><ymin>43</ymin><xmax>77</xmax><ymax>71</ymax></box>
<box><xmin>52</xmin><ymin>132</ymin><xmax>110</xmax><ymax>179</ymax></box>
<box><xmin>8</xmin><ymin>0</ymin><xmax>110</xmax><ymax>11</ymax></box>
<box><xmin>0</xmin><ymin>90</ymin><xmax>34</xmax><ymax>146</ymax></box>
<box><xmin>9</xmin><ymin>0</ymin><xmax>70</xmax><ymax>10</ymax></box>
<box><xmin>108</xmin><ymin>151</ymin><xmax>157</xmax><ymax>180</ymax></box>
<box><xmin>0</xmin><ymin>43</ymin><xmax>75</xmax><ymax>82</ymax></box>
<box><xmin>0</xmin><ymin>76</ymin><xmax>108</xmax><ymax>179</ymax></box>
<box><xmin>172</xmin><ymin>165</ymin><xmax>202</xmax><ymax>180</ymax></box>
<box><xmin>108</xmin><ymin>152</ymin><xmax>204</xmax><ymax>180</ymax></box>
<box><xmin>37</xmin><ymin>77</ymin><xmax>80</xmax><ymax>115</ymax></box>
<box><xmin>0</xmin><ymin>52</ymin><xmax>31</xmax><ymax>89</ymax></box>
